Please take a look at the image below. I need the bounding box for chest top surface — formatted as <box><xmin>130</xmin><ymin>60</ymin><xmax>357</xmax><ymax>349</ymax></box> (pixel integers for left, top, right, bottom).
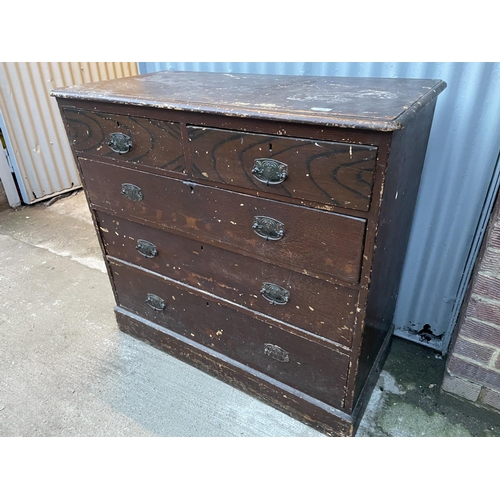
<box><xmin>52</xmin><ymin>71</ymin><xmax>446</xmax><ymax>131</ymax></box>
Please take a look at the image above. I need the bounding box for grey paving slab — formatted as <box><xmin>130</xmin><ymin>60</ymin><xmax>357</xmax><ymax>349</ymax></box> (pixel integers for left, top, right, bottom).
<box><xmin>0</xmin><ymin>194</ymin><xmax>321</xmax><ymax>436</ymax></box>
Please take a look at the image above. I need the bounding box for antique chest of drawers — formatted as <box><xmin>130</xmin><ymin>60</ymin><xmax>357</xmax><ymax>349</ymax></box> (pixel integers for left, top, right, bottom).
<box><xmin>52</xmin><ymin>71</ymin><xmax>446</xmax><ymax>436</ymax></box>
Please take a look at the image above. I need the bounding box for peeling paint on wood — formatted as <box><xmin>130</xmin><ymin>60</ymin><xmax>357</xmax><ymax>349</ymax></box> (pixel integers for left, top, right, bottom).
<box><xmin>54</xmin><ymin>71</ymin><xmax>445</xmax><ymax>436</ymax></box>
<box><xmin>51</xmin><ymin>71</ymin><xmax>446</xmax><ymax>131</ymax></box>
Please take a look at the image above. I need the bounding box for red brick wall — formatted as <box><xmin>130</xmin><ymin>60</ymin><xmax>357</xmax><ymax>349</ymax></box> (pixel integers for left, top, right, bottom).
<box><xmin>442</xmin><ymin>192</ymin><xmax>500</xmax><ymax>413</ymax></box>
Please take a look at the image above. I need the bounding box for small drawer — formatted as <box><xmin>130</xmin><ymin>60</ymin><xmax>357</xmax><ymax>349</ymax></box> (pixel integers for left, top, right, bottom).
<box><xmin>81</xmin><ymin>158</ymin><xmax>366</xmax><ymax>284</ymax></box>
<box><xmin>97</xmin><ymin>212</ymin><xmax>359</xmax><ymax>347</ymax></box>
<box><xmin>62</xmin><ymin>107</ymin><xmax>186</xmax><ymax>173</ymax></box>
<box><xmin>188</xmin><ymin>126</ymin><xmax>378</xmax><ymax>211</ymax></box>
<box><xmin>109</xmin><ymin>260</ymin><xmax>349</xmax><ymax>408</ymax></box>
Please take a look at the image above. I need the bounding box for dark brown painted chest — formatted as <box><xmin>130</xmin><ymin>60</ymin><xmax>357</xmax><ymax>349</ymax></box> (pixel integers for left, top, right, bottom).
<box><xmin>52</xmin><ymin>71</ymin><xmax>446</xmax><ymax>436</ymax></box>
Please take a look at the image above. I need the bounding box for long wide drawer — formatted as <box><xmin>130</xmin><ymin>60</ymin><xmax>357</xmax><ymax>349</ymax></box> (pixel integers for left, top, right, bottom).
<box><xmin>81</xmin><ymin>158</ymin><xmax>366</xmax><ymax>283</ymax></box>
<box><xmin>109</xmin><ymin>260</ymin><xmax>349</xmax><ymax>408</ymax></box>
<box><xmin>62</xmin><ymin>107</ymin><xmax>186</xmax><ymax>173</ymax></box>
<box><xmin>188</xmin><ymin>126</ymin><xmax>378</xmax><ymax>211</ymax></box>
<box><xmin>97</xmin><ymin>212</ymin><xmax>358</xmax><ymax>347</ymax></box>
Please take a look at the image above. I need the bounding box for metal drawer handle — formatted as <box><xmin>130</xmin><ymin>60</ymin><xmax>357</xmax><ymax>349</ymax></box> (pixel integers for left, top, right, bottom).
<box><xmin>252</xmin><ymin>216</ymin><xmax>284</xmax><ymax>241</ymax></box>
<box><xmin>260</xmin><ymin>282</ymin><xmax>290</xmax><ymax>305</ymax></box>
<box><xmin>146</xmin><ymin>293</ymin><xmax>165</xmax><ymax>311</ymax></box>
<box><xmin>121</xmin><ymin>183</ymin><xmax>143</xmax><ymax>202</ymax></box>
<box><xmin>107</xmin><ymin>132</ymin><xmax>132</xmax><ymax>154</ymax></box>
<box><xmin>136</xmin><ymin>239</ymin><xmax>158</xmax><ymax>258</ymax></box>
<box><xmin>252</xmin><ymin>158</ymin><xmax>288</xmax><ymax>185</ymax></box>
<box><xmin>264</xmin><ymin>343</ymin><xmax>290</xmax><ymax>363</ymax></box>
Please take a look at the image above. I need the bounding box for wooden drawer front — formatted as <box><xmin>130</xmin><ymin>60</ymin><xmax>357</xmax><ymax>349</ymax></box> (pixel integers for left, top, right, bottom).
<box><xmin>62</xmin><ymin>108</ymin><xmax>186</xmax><ymax>173</ymax></box>
<box><xmin>82</xmin><ymin>159</ymin><xmax>366</xmax><ymax>283</ymax></box>
<box><xmin>188</xmin><ymin>126</ymin><xmax>377</xmax><ymax>211</ymax></box>
<box><xmin>97</xmin><ymin>212</ymin><xmax>358</xmax><ymax>347</ymax></box>
<box><xmin>109</xmin><ymin>260</ymin><xmax>349</xmax><ymax>408</ymax></box>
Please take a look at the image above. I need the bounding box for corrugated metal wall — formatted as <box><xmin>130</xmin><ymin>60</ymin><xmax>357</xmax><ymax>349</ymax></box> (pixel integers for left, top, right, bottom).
<box><xmin>0</xmin><ymin>62</ymin><xmax>139</xmax><ymax>204</ymax></box>
<box><xmin>139</xmin><ymin>62</ymin><xmax>500</xmax><ymax>353</ymax></box>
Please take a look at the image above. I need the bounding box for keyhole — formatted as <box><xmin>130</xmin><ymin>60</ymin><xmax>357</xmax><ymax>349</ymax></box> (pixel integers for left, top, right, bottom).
<box><xmin>116</xmin><ymin>121</ymin><xmax>120</xmax><ymax>127</ymax></box>
<box><xmin>189</xmin><ymin>185</ymin><xmax>194</xmax><ymax>194</ymax></box>
<box><xmin>200</xmin><ymin>245</ymin><xmax>204</xmax><ymax>251</ymax></box>
<box><xmin>269</xmin><ymin>143</ymin><xmax>273</xmax><ymax>153</ymax></box>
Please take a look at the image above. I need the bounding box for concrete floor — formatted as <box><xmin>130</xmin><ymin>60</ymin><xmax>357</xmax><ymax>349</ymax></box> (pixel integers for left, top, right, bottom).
<box><xmin>1</xmin><ymin>190</ymin><xmax>500</xmax><ymax>437</ymax></box>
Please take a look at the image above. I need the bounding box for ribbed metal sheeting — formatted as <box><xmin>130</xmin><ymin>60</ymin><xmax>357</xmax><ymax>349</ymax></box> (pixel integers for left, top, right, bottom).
<box><xmin>138</xmin><ymin>62</ymin><xmax>500</xmax><ymax>353</ymax></box>
<box><xmin>0</xmin><ymin>62</ymin><xmax>139</xmax><ymax>204</ymax></box>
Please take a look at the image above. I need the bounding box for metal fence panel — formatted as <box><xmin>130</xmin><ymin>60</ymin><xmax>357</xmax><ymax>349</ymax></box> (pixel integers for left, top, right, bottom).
<box><xmin>0</xmin><ymin>62</ymin><xmax>139</xmax><ymax>204</ymax></box>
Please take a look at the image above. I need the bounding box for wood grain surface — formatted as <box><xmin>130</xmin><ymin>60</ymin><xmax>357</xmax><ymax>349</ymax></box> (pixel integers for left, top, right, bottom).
<box><xmin>188</xmin><ymin>126</ymin><xmax>377</xmax><ymax>211</ymax></box>
<box><xmin>97</xmin><ymin>212</ymin><xmax>359</xmax><ymax>346</ymax></box>
<box><xmin>53</xmin><ymin>71</ymin><xmax>446</xmax><ymax>131</ymax></box>
<box><xmin>63</xmin><ymin>107</ymin><xmax>186</xmax><ymax>173</ymax></box>
<box><xmin>81</xmin><ymin>158</ymin><xmax>366</xmax><ymax>284</ymax></box>
<box><xmin>116</xmin><ymin>307</ymin><xmax>356</xmax><ymax>436</ymax></box>
<box><xmin>110</xmin><ymin>260</ymin><xmax>350</xmax><ymax>408</ymax></box>
<box><xmin>53</xmin><ymin>71</ymin><xmax>445</xmax><ymax>436</ymax></box>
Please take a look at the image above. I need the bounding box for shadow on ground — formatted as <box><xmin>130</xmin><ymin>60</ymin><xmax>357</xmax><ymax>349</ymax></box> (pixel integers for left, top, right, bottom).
<box><xmin>357</xmin><ymin>337</ymin><xmax>500</xmax><ymax>436</ymax></box>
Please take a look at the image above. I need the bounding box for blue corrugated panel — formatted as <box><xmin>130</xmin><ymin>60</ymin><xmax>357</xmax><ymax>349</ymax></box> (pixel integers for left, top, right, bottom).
<box><xmin>137</xmin><ymin>62</ymin><xmax>500</xmax><ymax>352</ymax></box>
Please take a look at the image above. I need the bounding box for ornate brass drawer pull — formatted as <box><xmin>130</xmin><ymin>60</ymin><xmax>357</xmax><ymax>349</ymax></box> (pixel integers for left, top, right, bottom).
<box><xmin>146</xmin><ymin>293</ymin><xmax>165</xmax><ymax>311</ymax></box>
<box><xmin>252</xmin><ymin>158</ymin><xmax>288</xmax><ymax>185</ymax></box>
<box><xmin>264</xmin><ymin>343</ymin><xmax>290</xmax><ymax>363</ymax></box>
<box><xmin>107</xmin><ymin>132</ymin><xmax>132</xmax><ymax>154</ymax></box>
<box><xmin>252</xmin><ymin>216</ymin><xmax>284</xmax><ymax>241</ymax></box>
<box><xmin>136</xmin><ymin>239</ymin><xmax>158</xmax><ymax>258</ymax></box>
<box><xmin>260</xmin><ymin>282</ymin><xmax>290</xmax><ymax>305</ymax></box>
<box><xmin>121</xmin><ymin>183</ymin><xmax>143</xmax><ymax>202</ymax></box>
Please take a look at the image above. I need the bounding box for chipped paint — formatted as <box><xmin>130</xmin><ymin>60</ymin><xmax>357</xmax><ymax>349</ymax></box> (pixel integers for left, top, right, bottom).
<box><xmin>54</xmin><ymin>66</ymin><xmax>454</xmax><ymax>434</ymax></box>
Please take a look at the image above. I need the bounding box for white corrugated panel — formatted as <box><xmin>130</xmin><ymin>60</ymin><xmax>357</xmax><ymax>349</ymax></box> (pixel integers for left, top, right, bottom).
<box><xmin>0</xmin><ymin>62</ymin><xmax>139</xmax><ymax>204</ymax></box>
<box><xmin>138</xmin><ymin>62</ymin><xmax>500</xmax><ymax>353</ymax></box>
